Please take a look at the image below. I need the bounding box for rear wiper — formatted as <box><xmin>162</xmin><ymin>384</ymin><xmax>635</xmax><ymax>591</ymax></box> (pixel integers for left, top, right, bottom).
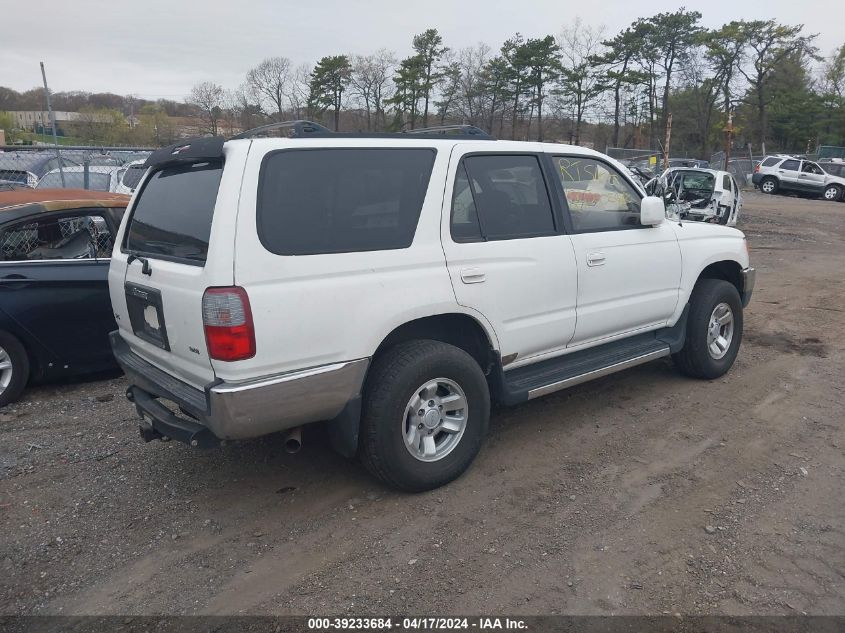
<box><xmin>127</xmin><ymin>254</ymin><xmax>152</xmax><ymax>276</ymax></box>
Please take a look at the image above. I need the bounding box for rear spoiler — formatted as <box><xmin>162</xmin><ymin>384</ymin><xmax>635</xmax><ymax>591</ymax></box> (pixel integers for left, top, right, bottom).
<box><xmin>144</xmin><ymin>136</ymin><xmax>225</xmax><ymax>169</ymax></box>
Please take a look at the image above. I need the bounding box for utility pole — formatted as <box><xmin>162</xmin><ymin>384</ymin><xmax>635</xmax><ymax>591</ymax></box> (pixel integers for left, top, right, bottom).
<box><xmin>724</xmin><ymin>111</ymin><xmax>733</xmax><ymax>172</ymax></box>
<box><xmin>40</xmin><ymin>61</ymin><xmax>65</xmax><ymax>187</ymax></box>
<box><xmin>662</xmin><ymin>112</ymin><xmax>673</xmax><ymax>170</ymax></box>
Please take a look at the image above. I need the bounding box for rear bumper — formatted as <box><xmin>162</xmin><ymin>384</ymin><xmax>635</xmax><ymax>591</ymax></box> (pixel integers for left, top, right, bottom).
<box><xmin>741</xmin><ymin>267</ymin><xmax>755</xmax><ymax>307</ymax></box>
<box><xmin>751</xmin><ymin>173</ymin><xmax>763</xmax><ymax>186</ymax></box>
<box><xmin>111</xmin><ymin>331</ymin><xmax>369</xmax><ymax>445</ymax></box>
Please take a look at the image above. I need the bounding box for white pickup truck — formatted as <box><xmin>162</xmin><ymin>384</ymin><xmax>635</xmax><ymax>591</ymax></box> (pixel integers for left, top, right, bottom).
<box><xmin>108</xmin><ymin>123</ymin><xmax>754</xmax><ymax>491</ymax></box>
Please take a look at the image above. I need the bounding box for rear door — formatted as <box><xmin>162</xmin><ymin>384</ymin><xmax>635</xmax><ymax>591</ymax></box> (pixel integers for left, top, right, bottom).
<box><xmin>110</xmin><ymin>144</ymin><xmax>246</xmax><ymax>389</ymax></box>
<box><xmin>778</xmin><ymin>159</ymin><xmax>801</xmax><ymax>190</ymax></box>
<box><xmin>441</xmin><ymin>149</ymin><xmax>578</xmax><ymax>362</ymax></box>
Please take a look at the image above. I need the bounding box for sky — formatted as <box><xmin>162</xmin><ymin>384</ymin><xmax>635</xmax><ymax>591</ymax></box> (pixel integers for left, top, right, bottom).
<box><xmin>2</xmin><ymin>0</ymin><xmax>842</xmax><ymax>100</ymax></box>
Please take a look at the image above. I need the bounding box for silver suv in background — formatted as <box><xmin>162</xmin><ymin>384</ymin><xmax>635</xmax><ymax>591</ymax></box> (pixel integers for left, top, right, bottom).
<box><xmin>752</xmin><ymin>155</ymin><xmax>845</xmax><ymax>201</ymax></box>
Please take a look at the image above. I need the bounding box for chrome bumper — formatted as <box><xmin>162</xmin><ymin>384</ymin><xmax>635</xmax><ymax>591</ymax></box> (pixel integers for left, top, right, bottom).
<box><xmin>111</xmin><ymin>331</ymin><xmax>369</xmax><ymax>443</ymax></box>
<box><xmin>741</xmin><ymin>267</ymin><xmax>755</xmax><ymax>307</ymax></box>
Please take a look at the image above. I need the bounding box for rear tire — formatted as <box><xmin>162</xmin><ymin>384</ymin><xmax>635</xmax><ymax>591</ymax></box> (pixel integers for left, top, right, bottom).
<box><xmin>673</xmin><ymin>279</ymin><xmax>743</xmax><ymax>380</ymax></box>
<box><xmin>359</xmin><ymin>340</ymin><xmax>490</xmax><ymax>492</ymax></box>
<box><xmin>0</xmin><ymin>331</ymin><xmax>29</xmax><ymax>408</ymax></box>
<box><xmin>759</xmin><ymin>177</ymin><xmax>778</xmax><ymax>195</ymax></box>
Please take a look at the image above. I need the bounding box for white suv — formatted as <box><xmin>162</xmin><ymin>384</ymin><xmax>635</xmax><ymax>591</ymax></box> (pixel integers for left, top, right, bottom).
<box><xmin>108</xmin><ymin>123</ymin><xmax>754</xmax><ymax>491</ymax></box>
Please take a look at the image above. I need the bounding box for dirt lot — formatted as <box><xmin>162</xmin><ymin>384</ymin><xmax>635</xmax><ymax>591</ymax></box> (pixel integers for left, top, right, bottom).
<box><xmin>0</xmin><ymin>191</ymin><xmax>843</xmax><ymax>617</ymax></box>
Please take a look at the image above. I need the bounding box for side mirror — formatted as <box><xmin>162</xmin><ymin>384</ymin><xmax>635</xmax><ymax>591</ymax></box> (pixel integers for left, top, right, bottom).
<box><xmin>640</xmin><ymin>196</ymin><xmax>666</xmax><ymax>225</ymax></box>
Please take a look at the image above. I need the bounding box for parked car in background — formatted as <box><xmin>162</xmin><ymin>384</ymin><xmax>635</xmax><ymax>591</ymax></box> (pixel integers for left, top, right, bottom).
<box><xmin>36</xmin><ymin>166</ymin><xmax>123</xmax><ymax>192</ymax></box>
<box><xmin>0</xmin><ymin>189</ymin><xmax>130</xmax><ymax>406</ymax></box>
<box><xmin>648</xmin><ymin>168</ymin><xmax>743</xmax><ymax>226</ymax></box>
<box><xmin>818</xmin><ymin>159</ymin><xmax>845</xmax><ymax>188</ymax></box>
<box><xmin>114</xmin><ymin>160</ymin><xmax>147</xmax><ymax>195</ymax></box>
<box><xmin>668</xmin><ymin>158</ymin><xmax>709</xmax><ymax>169</ymax></box>
<box><xmin>0</xmin><ymin>152</ymin><xmax>80</xmax><ymax>188</ymax></box>
<box><xmin>752</xmin><ymin>155</ymin><xmax>845</xmax><ymax>201</ymax></box>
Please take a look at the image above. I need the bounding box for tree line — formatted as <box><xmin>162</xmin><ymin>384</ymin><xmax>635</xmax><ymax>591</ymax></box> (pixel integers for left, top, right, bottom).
<box><xmin>2</xmin><ymin>12</ymin><xmax>843</xmax><ymax>156</ymax></box>
<box><xmin>189</xmin><ymin>13</ymin><xmax>842</xmax><ymax>157</ymax></box>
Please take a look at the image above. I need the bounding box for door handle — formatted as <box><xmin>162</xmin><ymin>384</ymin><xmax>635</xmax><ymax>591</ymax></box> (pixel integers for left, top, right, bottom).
<box><xmin>460</xmin><ymin>268</ymin><xmax>486</xmax><ymax>284</ymax></box>
<box><xmin>0</xmin><ymin>274</ymin><xmax>34</xmax><ymax>288</ymax></box>
<box><xmin>586</xmin><ymin>252</ymin><xmax>606</xmax><ymax>267</ymax></box>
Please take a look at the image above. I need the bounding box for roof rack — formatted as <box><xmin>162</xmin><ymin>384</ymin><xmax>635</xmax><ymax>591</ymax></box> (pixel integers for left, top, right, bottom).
<box><xmin>230</xmin><ymin>120</ymin><xmax>332</xmax><ymax>140</ymax></box>
<box><xmin>230</xmin><ymin>120</ymin><xmax>495</xmax><ymax>141</ymax></box>
<box><xmin>402</xmin><ymin>124</ymin><xmax>493</xmax><ymax>139</ymax></box>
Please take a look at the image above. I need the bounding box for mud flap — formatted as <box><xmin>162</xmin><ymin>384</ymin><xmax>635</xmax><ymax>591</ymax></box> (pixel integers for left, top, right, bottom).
<box><xmin>327</xmin><ymin>396</ymin><xmax>361</xmax><ymax>459</ymax></box>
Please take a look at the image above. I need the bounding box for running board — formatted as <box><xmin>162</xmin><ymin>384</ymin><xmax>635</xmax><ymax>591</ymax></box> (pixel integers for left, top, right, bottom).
<box><xmin>527</xmin><ymin>347</ymin><xmax>669</xmax><ymax>399</ymax></box>
<box><xmin>499</xmin><ymin>330</ymin><xmax>677</xmax><ymax>405</ymax></box>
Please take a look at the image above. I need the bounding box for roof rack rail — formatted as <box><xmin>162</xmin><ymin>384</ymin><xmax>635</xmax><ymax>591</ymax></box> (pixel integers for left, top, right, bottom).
<box><xmin>230</xmin><ymin>120</ymin><xmax>332</xmax><ymax>140</ymax></box>
<box><xmin>403</xmin><ymin>125</ymin><xmax>493</xmax><ymax>139</ymax></box>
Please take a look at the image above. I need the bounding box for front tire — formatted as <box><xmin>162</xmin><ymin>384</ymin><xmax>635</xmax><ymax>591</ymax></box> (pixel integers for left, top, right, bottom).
<box><xmin>823</xmin><ymin>184</ymin><xmax>842</xmax><ymax>202</ymax></box>
<box><xmin>673</xmin><ymin>279</ymin><xmax>743</xmax><ymax>380</ymax></box>
<box><xmin>759</xmin><ymin>177</ymin><xmax>778</xmax><ymax>195</ymax></box>
<box><xmin>0</xmin><ymin>331</ymin><xmax>29</xmax><ymax>408</ymax></box>
<box><xmin>359</xmin><ymin>340</ymin><xmax>490</xmax><ymax>492</ymax></box>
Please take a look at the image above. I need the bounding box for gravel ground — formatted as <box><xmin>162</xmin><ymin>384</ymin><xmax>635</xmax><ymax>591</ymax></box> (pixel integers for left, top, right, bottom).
<box><xmin>0</xmin><ymin>191</ymin><xmax>843</xmax><ymax>616</ymax></box>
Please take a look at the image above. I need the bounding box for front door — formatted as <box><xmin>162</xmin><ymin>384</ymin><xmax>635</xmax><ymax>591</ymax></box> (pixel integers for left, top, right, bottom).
<box><xmin>441</xmin><ymin>150</ymin><xmax>578</xmax><ymax>363</ymax></box>
<box><xmin>549</xmin><ymin>154</ymin><xmax>682</xmax><ymax>346</ymax></box>
<box><xmin>798</xmin><ymin>161</ymin><xmax>826</xmax><ymax>194</ymax></box>
<box><xmin>0</xmin><ymin>211</ymin><xmax>118</xmax><ymax>373</ymax></box>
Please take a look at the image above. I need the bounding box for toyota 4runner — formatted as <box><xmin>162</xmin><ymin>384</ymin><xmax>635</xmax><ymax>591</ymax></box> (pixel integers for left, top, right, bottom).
<box><xmin>109</xmin><ymin>122</ymin><xmax>754</xmax><ymax>491</ymax></box>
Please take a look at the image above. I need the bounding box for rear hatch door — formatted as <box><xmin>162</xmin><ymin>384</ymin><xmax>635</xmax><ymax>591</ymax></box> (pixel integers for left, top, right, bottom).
<box><xmin>110</xmin><ymin>140</ymin><xmax>245</xmax><ymax>389</ymax></box>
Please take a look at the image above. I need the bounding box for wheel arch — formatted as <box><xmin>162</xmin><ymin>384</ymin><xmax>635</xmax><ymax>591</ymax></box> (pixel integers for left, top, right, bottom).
<box><xmin>697</xmin><ymin>260</ymin><xmax>743</xmax><ymax>296</ymax></box>
<box><xmin>373</xmin><ymin>313</ymin><xmax>499</xmax><ymax>376</ymax></box>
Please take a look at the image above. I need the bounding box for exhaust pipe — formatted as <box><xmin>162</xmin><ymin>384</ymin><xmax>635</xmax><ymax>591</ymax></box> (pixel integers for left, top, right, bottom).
<box><xmin>284</xmin><ymin>426</ymin><xmax>302</xmax><ymax>454</ymax></box>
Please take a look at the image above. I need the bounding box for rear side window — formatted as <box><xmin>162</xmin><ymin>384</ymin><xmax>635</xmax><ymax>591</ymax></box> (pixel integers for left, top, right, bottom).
<box><xmin>124</xmin><ymin>161</ymin><xmax>222</xmax><ymax>264</ymax></box>
<box><xmin>258</xmin><ymin>148</ymin><xmax>435</xmax><ymax>255</ymax></box>
<box><xmin>781</xmin><ymin>159</ymin><xmax>799</xmax><ymax>171</ymax></box>
<box><xmin>761</xmin><ymin>157</ymin><xmax>779</xmax><ymax>167</ymax></box>
<box><xmin>461</xmin><ymin>154</ymin><xmax>555</xmax><ymax>240</ymax></box>
<box><xmin>722</xmin><ymin>174</ymin><xmax>732</xmax><ymax>191</ymax></box>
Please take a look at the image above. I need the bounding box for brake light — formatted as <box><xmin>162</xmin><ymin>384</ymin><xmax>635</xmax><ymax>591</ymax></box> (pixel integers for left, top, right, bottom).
<box><xmin>754</xmin><ymin>164</ymin><xmax>760</xmax><ymax>173</ymax></box>
<box><xmin>202</xmin><ymin>287</ymin><xmax>256</xmax><ymax>361</ymax></box>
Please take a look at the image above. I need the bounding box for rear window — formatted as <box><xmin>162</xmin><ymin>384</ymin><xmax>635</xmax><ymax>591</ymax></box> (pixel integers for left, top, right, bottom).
<box><xmin>761</xmin><ymin>157</ymin><xmax>780</xmax><ymax>167</ymax></box>
<box><xmin>124</xmin><ymin>161</ymin><xmax>223</xmax><ymax>264</ymax></box>
<box><xmin>257</xmin><ymin>148</ymin><xmax>435</xmax><ymax>255</ymax></box>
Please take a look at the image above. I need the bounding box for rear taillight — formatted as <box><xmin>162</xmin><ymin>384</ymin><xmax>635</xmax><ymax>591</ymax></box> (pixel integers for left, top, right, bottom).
<box><xmin>202</xmin><ymin>287</ymin><xmax>255</xmax><ymax>361</ymax></box>
<box><xmin>754</xmin><ymin>164</ymin><xmax>760</xmax><ymax>173</ymax></box>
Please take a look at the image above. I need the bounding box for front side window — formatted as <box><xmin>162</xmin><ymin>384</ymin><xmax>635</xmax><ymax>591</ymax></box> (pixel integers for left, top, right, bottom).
<box><xmin>801</xmin><ymin>161</ymin><xmax>822</xmax><ymax>175</ymax></box>
<box><xmin>1</xmin><ymin>213</ymin><xmax>114</xmax><ymax>261</ymax></box>
<box><xmin>555</xmin><ymin>156</ymin><xmax>641</xmax><ymax>231</ymax></box>
<box><xmin>459</xmin><ymin>154</ymin><xmax>555</xmax><ymax>240</ymax></box>
<box><xmin>781</xmin><ymin>159</ymin><xmax>800</xmax><ymax>171</ymax></box>
<box><xmin>258</xmin><ymin>148</ymin><xmax>435</xmax><ymax>255</ymax></box>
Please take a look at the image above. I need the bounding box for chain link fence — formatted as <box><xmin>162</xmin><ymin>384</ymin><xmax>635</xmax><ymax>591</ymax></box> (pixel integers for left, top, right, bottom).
<box><xmin>0</xmin><ymin>145</ymin><xmax>153</xmax><ymax>193</ymax></box>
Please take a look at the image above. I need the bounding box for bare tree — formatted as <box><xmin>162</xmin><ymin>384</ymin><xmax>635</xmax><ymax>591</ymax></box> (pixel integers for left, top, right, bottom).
<box><xmin>246</xmin><ymin>57</ymin><xmax>291</xmax><ymax>121</ymax></box>
<box><xmin>453</xmin><ymin>43</ymin><xmax>492</xmax><ymax>127</ymax></box>
<box><xmin>350</xmin><ymin>50</ymin><xmax>396</xmax><ymax>130</ymax></box>
<box><xmin>286</xmin><ymin>63</ymin><xmax>312</xmax><ymax>119</ymax></box>
<box><xmin>557</xmin><ymin>18</ymin><xmax>607</xmax><ymax>145</ymax></box>
<box><xmin>187</xmin><ymin>81</ymin><xmax>225</xmax><ymax>135</ymax></box>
